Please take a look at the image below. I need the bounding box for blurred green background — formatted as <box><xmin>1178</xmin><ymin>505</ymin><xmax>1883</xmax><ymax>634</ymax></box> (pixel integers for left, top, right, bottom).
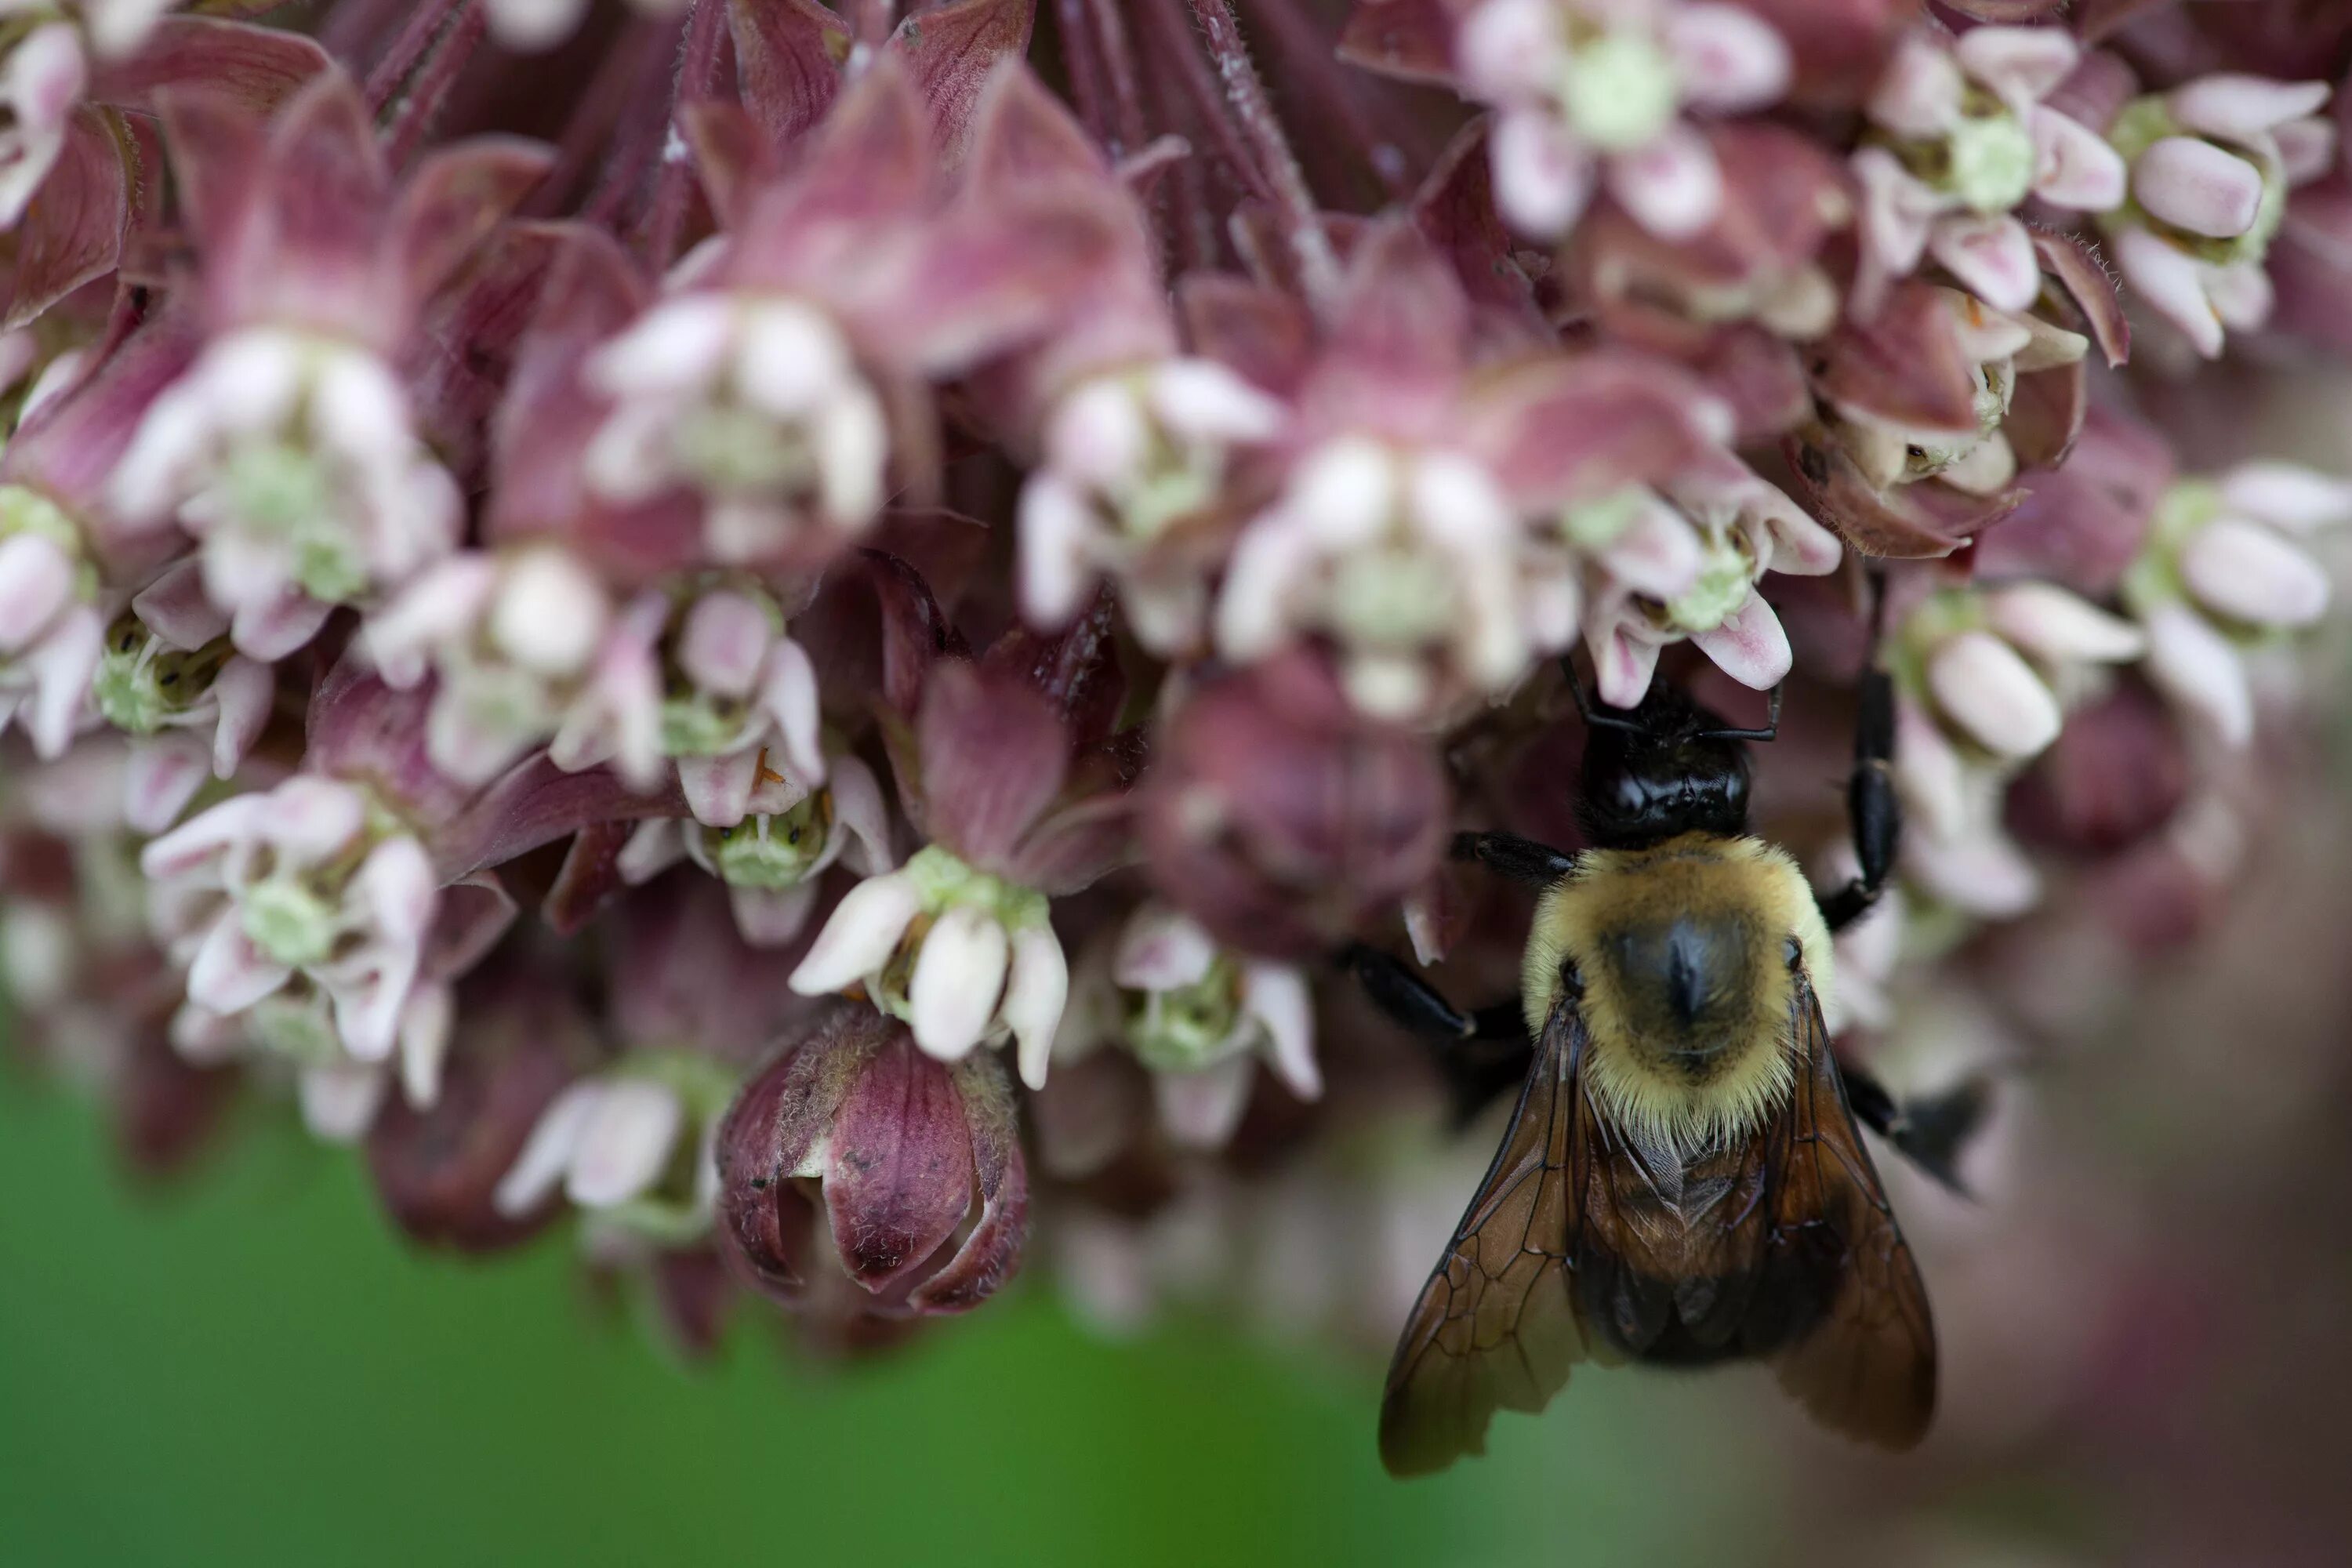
<box><xmin>0</xmin><ymin>1072</ymin><xmax>1775</xmax><ymax>1568</ymax></box>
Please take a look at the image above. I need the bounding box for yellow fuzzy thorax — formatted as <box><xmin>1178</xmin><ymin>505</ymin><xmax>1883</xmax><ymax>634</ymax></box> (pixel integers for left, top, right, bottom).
<box><xmin>1519</xmin><ymin>833</ymin><xmax>1835</xmax><ymax>1160</ymax></box>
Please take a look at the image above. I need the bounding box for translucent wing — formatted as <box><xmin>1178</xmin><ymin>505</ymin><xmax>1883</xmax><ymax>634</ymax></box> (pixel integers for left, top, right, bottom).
<box><xmin>1766</xmin><ymin>970</ymin><xmax>1938</xmax><ymax>1449</ymax></box>
<box><xmin>1377</xmin><ymin>1004</ymin><xmax>1589</xmax><ymax>1476</ymax></box>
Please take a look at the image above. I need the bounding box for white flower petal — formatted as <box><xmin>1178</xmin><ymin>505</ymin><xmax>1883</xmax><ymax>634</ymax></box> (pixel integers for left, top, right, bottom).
<box><xmin>1927</xmin><ymin>630</ymin><xmax>2063</xmax><ymax>758</ymax></box>
<box><xmin>2179</xmin><ymin>517</ymin><xmax>2331</xmax><ymax>629</ymax></box>
<box><xmin>1153</xmin><ymin>1057</ymin><xmax>1256</xmax><ymax>1152</ymax></box>
<box><xmin>494</xmin><ymin>1081</ymin><xmax>602</xmax><ymax>1216</ymax></box>
<box><xmin>787</xmin><ymin>870</ymin><xmax>922</xmax><ymax>995</ymax></box>
<box><xmin>564</xmin><ymin>1079</ymin><xmax>684</xmax><ymax>1209</ymax></box>
<box><xmin>1112</xmin><ymin>906</ymin><xmax>1218</xmax><ymax>992</ymax></box>
<box><xmin>908</xmin><ymin>905</ymin><xmax>1011</xmax><ymax>1062</ymax></box>
<box><xmin>1004</xmin><ymin>924</ymin><xmax>1071</xmax><ymax>1091</ymax></box>
<box><xmin>1241</xmin><ymin>963</ymin><xmax>1319</xmax><ymax>1100</ymax></box>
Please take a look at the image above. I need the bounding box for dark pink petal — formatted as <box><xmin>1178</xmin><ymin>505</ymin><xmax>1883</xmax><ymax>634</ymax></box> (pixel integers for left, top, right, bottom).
<box><xmin>2033</xmin><ymin>230</ymin><xmax>2129</xmax><ymax>368</ymax></box>
<box><xmin>907</xmin><ymin>1052</ymin><xmax>1028</xmax><ymax>1313</ymax></box>
<box><xmin>1468</xmin><ymin>350</ymin><xmax>1725</xmax><ymax>510</ymax></box>
<box><xmin>1140</xmin><ymin>652</ymin><xmax>1450</xmax><ymax>960</ymax></box>
<box><xmin>726</xmin><ymin>0</ymin><xmax>849</xmax><ymax>150</ymax></box>
<box><xmin>1940</xmin><ymin>0</ymin><xmax>2067</xmax><ymax>16</ymax></box>
<box><xmin>916</xmin><ymin>659</ymin><xmax>1069</xmax><ymax>870</ymax></box>
<box><xmin>823</xmin><ymin>1026</ymin><xmax>976</xmax><ymax>1291</ymax></box>
<box><xmin>1008</xmin><ymin>791</ymin><xmax>1136</xmax><ymax>895</ymax></box>
<box><xmin>542</xmin><ymin>821</ymin><xmax>638</xmax><ymax>937</ymax></box>
<box><xmin>422</xmin><ymin>871</ymin><xmax>517</xmax><ymax>984</ymax></box>
<box><xmin>850</xmin><ymin>186</ymin><xmax>1131</xmax><ymax>375</ymax></box>
<box><xmin>1298</xmin><ymin>219</ymin><xmax>1468</xmax><ymax>437</ymax></box>
<box><xmin>963</xmin><ymin>57</ymin><xmax>1113</xmax><ymax>194</ymax></box>
<box><xmin>304</xmin><ymin>659</ymin><xmax>481</xmax><ymax>830</ymax></box>
<box><xmin>0</xmin><ymin>111</ymin><xmax>125</xmax><ymax>332</ymax></box>
<box><xmin>715</xmin><ymin>1011</ymin><xmax>866</xmax><ymax>1304</ymax></box>
<box><xmin>2268</xmin><ymin>180</ymin><xmax>2352</xmax><ymax>355</ymax></box>
<box><xmin>1410</xmin><ymin>122</ymin><xmax>1548</xmax><ymax>345</ymax></box>
<box><xmin>731</xmin><ymin>53</ymin><xmax>936</xmax><ymax>285</ymax></box>
<box><xmin>364</xmin><ymin>959</ymin><xmax>585</xmax><ymax>1254</ymax></box>
<box><xmin>152</xmin><ymin>87</ymin><xmax>267</xmax><ymax>285</ymax></box>
<box><xmin>89</xmin><ymin>18</ymin><xmax>331</xmax><ymax>117</ymax></box>
<box><xmin>889</xmin><ymin>0</ymin><xmax>1037</xmax><ymax>165</ymax></box>
<box><xmin>1780</xmin><ymin>431</ymin><xmax>2016</xmax><ymax>558</ymax></box>
<box><xmin>209</xmin><ymin>71</ymin><xmax>391</xmax><ymax>332</ymax></box>
<box><xmin>0</xmin><ymin>308</ymin><xmax>200</xmax><ymax>575</ymax></box>
<box><xmin>1334</xmin><ymin>0</ymin><xmax>1457</xmax><ymax>86</ymax></box>
<box><xmin>1974</xmin><ymin>404</ymin><xmax>2172</xmax><ymax>596</ymax></box>
<box><xmin>978</xmin><ymin>597</ymin><xmax>1127</xmax><ymax>746</ymax></box>
<box><xmin>679</xmin><ymin>100</ymin><xmax>776</xmax><ymax>230</ymax></box>
<box><xmin>1177</xmin><ymin>273</ymin><xmax>1315</xmax><ymax>398</ymax></box>
<box><xmin>405</xmin><ymin>221</ymin><xmax>572</xmax><ymax>485</ymax></box>
<box><xmin>1739</xmin><ymin>0</ymin><xmax>1908</xmax><ymax>110</ymax></box>
<box><xmin>430</xmin><ymin>752</ymin><xmax>678</xmax><ymax>879</ymax></box>
<box><xmin>389</xmin><ymin>139</ymin><xmax>554</xmax><ymax>323</ymax></box>
<box><xmin>2004</xmin><ymin>361</ymin><xmax>2085</xmax><ymax>471</ymax></box>
<box><xmin>1813</xmin><ymin>282</ymin><xmax>1979</xmax><ymax>436</ymax></box>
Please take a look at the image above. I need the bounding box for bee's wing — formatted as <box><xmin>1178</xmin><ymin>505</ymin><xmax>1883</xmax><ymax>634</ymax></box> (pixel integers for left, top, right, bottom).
<box><xmin>1766</xmin><ymin>969</ymin><xmax>1938</xmax><ymax>1449</ymax></box>
<box><xmin>1378</xmin><ymin>1003</ymin><xmax>1591</xmax><ymax>1476</ymax></box>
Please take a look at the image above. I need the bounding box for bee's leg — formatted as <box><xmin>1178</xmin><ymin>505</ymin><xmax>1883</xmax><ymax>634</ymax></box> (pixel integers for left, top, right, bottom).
<box><xmin>1341</xmin><ymin>944</ymin><xmax>1534</xmax><ymax>1123</ymax></box>
<box><xmin>1816</xmin><ymin>664</ymin><xmax>1900</xmax><ymax>933</ymax></box>
<box><xmin>1836</xmin><ymin>1055</ymin><xmax>1991</xmax><ymax>1196</ymax></box>
<box><xmin>1452</xmin><ymin>830</ymin><xmax>1576</xmax><ymax>888</ymax></box>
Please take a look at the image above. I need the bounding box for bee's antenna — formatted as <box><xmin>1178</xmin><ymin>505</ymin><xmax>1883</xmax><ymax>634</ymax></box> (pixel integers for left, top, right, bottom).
<box><xmin>1561</xmin><ymin>656</ymin><xmax>1646</xmax><ymax>735</ymax></box>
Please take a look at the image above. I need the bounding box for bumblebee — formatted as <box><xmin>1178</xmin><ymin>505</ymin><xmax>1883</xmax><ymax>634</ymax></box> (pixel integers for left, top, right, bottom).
<box><xmin>1353</xmin><ymin>666</ymin><xmax>1962</xmax><ymax>1476</ymax></box>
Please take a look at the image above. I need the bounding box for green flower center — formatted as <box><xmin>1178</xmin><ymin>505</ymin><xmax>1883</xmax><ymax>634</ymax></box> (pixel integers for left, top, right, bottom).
<box><xmin>1126</xmin><ymin>954</ymin><xmax>1248</xmax><ymax>1074</ymax></box>
<box><xmin>703</xmin><ymin>789</ymin><xmax>832</xmax><ymax>889</ymax></box>
<box><xmin>92</xmin><ymin>617</ymin><xmax>231</xmax><ymax>734</ymax></box>
<box><xmin>1561</xmin><ymin>487</ymin><xmax>1649</xmax><ymax>549</ymax></box>
<box><xmin>1664</xmin><ymin>540</ymin><xmax>1754</xmax><ymax>633</ymax></box>
<box><xmin>241</xmin><ymin>879</ymin><xmax>339</xmax><ymax>969</ymax></box>
<box><xmin>1947</xmin><ymin>114</ymin><xmax>2037</xmax><ymax>213</ymax></box>
<box><xmin>1330</xmin><ymin>546</ymin><xmax>1454</xmax><ymax>649</ymax></box>
<box><xmin>1559</xmin><ymin>34</ymin><xmax>1679</xmax><ymax>152</ymax></box>
<box><xmin>672</xmin><ymin>405</ymin><xmax>816</xmax><ymax>496</ymax></box>
<box><xmin>216</xmin><ymin>440</ymin><xmax>367</xmax><ymax>603</ymax></box>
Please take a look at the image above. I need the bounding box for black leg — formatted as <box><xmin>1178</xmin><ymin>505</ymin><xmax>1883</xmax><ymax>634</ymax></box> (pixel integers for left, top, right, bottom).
<box><xmin>1836</xmin><ymin>1056</ymin><xmax>1989</xmax><ymax>1196</ymax></box>
<box><xmin>1451</xmin><ymin>830</ymin><xmax>1576</xmax><ymax>888</ymax></box>
<box><xmin>1816</xmin><ymin>664</ymin><xmax>1901</xmax><ymax>933</ymax></box>
<box><xmin>1342</xmin><ymin>944</ymin><xmax>1535</xmax><ymax>1124</ymax></box>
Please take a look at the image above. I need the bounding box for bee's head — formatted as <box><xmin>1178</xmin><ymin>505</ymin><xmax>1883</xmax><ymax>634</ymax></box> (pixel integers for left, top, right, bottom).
<box><xmin>1573</xmin><ymin>680</ymin><xmax>1769</xmax><ymax>848</ymax></box>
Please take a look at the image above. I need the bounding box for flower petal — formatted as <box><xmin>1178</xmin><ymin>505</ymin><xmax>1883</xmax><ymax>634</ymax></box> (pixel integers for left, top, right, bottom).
<box><xmin>2142</xmin><ymin>600</ymin><xmax>2253</xmax><ymax>747</ymax></box>
<box><xmin>1002</xmin><ymin>924</ymin><xmax>1070</xmax><ymax>1091</ymax></box>
<box><xmin>789</xmin><ymin>870</ymin><xmax>923</xmax><ymax>995</ymax></box>
<box><xmin>565</xmin><ymin>1078</ymin><xmax>685</xmax><ymax>1209</ymax></box>
<box><xmin>2179</xmin><ymin>517</ymin><xmax>2331</xmax><ymax>629</ymax></box>
<box><xmin>908</xmin><ymin>905</ymin><xmax>1010</xmax><ymax>1062</ymax></box>
<box><xmin>1927</xmin><ymin>629</ymin><xmax>2063</xmax><ymax>758</ymax></box>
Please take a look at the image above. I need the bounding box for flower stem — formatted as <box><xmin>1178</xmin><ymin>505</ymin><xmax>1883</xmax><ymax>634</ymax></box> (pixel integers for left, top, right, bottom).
<box><xmin>1181</xmin><ymin>0</ymin><xmax>1342</xmax><ymax>310</ymax></box>
<box><xmin>1086</xmin><ymin>0</ymin><xmax>1150</xmax><ymax>161</ymax></box>
<box><xmin>1238</xmin><ymin>0</ymin><xmax>1421</xmax><ymax>198</ymax></box>
<box><xmin>639</xmin><ymin>0</ymin><xmax>732</xmax><ymax>270</ymax></box>
<box><xmin>379</xmin><ymin>4</ymin><xmax>489</xmax><ymax>168</ymax></box>
<box><xmin>365</xmin><ymin>0</ymin><xmax>468</xmax><ymax>115</ymax></box>
<box><xmin>1055</xmin><ymin>0</ymin><xmax>1112</xmax><ymax>144</ymax></box>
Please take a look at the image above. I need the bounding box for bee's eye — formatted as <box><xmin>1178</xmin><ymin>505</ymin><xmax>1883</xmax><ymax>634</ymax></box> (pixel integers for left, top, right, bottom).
<box><xmin>1784</xmin><ymin>937</ymin><xmax>1802</xmax><ymax>971</ymax></box>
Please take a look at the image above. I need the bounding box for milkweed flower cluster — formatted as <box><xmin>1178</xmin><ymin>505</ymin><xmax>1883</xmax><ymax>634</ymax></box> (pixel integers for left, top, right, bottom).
<box><xmin>2</xmin><ymin>0</ymin><xmax>2349</xmax><ymax>1361</ymax></box>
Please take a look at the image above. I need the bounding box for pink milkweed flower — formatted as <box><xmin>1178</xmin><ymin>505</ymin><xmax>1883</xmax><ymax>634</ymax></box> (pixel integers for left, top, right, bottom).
<box><xmin>1852</xmin><ymin>25</ymin><xmax>2126</xmax><ymax>315</ymax></box>
<box><xmin>103</xmin><ymin>71</ymin><xmax>548</xmax><ymax>655</ymax></box>
<box><xmin>495</xmin><ymin>866</ymin><xmax>814</xmax><ymax>1243</ymax></box>
<box><xmin>576</xmin><ymin>56</ymin><xmax>1127</xmax><ymax>575</ymax></box>
<box><xmin>2124</xmin><ymin>462</ymin><xmax>2350</xmax><ymax>746</ymax></box>
<box><xmin>617</xmin><ymin>743</ymin><xmax>894</xmax><ymax>947</ymax></box>
<box><xmin>717</xmin><ymin>1004</ymin><xmax>1029</xmax><ymax>1319</ymax></box>
<box><xmin>0</xmin><ymin>481</ymin><xmax>106</xmax><ymax>759</ymax></box>
<box><xmin>1050</xmin><ymin>903</ymin><xmax>1319</xmax><ymax>1153</ymax></box>
<box><xmin>791</xmin><ymin>596</ymin><xmax>1139</xmax><ymax>1088</ymax></box>
<box><xmin>2100</xmin><ymin>73</ymin><xmax>2336</xmax><ymax>357</ymax></box>
<box><xmin>136</xmin><ymin>771</ymin><xmax>497</xmax><ymax>1138</ymax></box>
<box><xmin>0</xmin><ymin>310</ymin><xmax>208</xmax><ymax>760</ymax></box>
<box><xmin>485</xmin><ymin>0</ymin><xmax>685</xmax><ymax>53</ymax></box>
<box><xmin>1139</xmin><ymin>652</ymin><xmax>1451</xmax><ymax>962</ymax></box>
<box><xmin>1572</xmin><ymin>452</ymin><xmax>1842</xmax><ymax>706</ymax></box>
<box><xmin>1893</xmin><ymin>580</ymin><xmax>2146</xmax><ymax>764</ymax></box>
<box><xmin>90</xmin><ymin>559</ymin><xmax>274</xmax><ymax>832</ymax></box>
<box><xmin>1197</xmin><ymin>220</ymin><xmax>1733</xmax><ymax>722</ymax></box>
<box><xmin>1450</xmin><ymin>0</ymin><xmax>1792</xmax><ymax>241</ymax></box>
<box><xmin>1789</xmin><ymin>277</ymin><xmax>2098</xmax><ymax>559</ymax></box>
